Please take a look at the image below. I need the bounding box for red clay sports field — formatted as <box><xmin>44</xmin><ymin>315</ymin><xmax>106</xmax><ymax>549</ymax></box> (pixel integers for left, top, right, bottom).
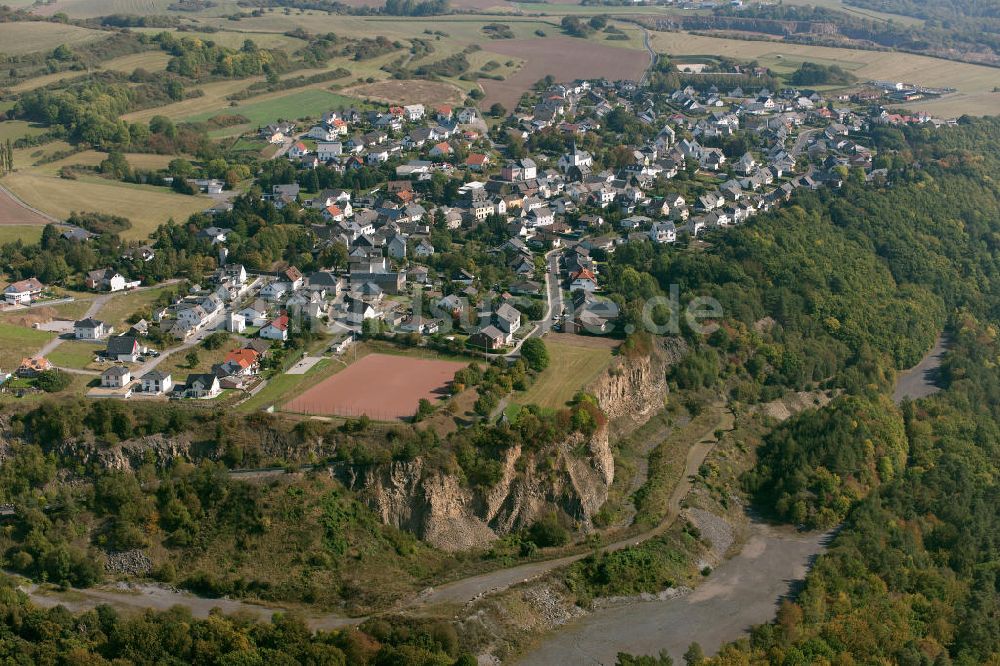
<box><xmin>283</xmin><ymin>353</ymin><xmax>467</xmax><ymax>420</ymax></box>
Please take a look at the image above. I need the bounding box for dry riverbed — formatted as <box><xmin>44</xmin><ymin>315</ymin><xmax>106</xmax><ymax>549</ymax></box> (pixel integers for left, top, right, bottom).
<box><xmin>515</xmin><ymin>522</ymin><xmax>830</xmax><ymax>665</ymax></box>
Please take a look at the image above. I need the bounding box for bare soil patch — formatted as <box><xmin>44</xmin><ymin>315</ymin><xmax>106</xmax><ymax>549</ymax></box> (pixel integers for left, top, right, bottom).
<box><xmin>480</xmin><ymin>37</ymin><xmax>650</xmax><ymax>109</ymax></box>
<box><xmin>343</xmin><ymin>79</ymin><xmax>467</xmax><ymax>108</ymax></box>
<box><xmin>544</xmin><ymin>332</ymin><xmax>621</xmax><ymax>350</ymax></box>
<box><xmin>0</xmin><ymin>306</ymin><xmax>59</xmax><ymax>328</ymax></box>
<box><xmin>0</xmin><ymin>185</ymin><xmax>53</xmax><ymax>225</ymax></box>
<box><xmin>282</xmin><ymin>352</ymin><xmax>467</xmax><ymax>420</ymax></box>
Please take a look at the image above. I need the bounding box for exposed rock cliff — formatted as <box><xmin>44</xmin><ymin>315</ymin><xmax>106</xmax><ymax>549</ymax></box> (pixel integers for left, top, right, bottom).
<box><xmin>340</xmin><ymin>338</ymin><xmax>681</xmax><ymax>551</ymax></box>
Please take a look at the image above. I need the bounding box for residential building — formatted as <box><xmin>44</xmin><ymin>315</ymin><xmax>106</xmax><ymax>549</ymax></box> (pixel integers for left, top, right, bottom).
<box><xmin>260</xmin><ymin>314</ymin><xmax>290</xmax><ymax>341</ymax></box>
<box><xmin>101</xmin><ymin>366</ymin><xmax>132</xmax><ymax>389</ymax></box>
<box><xmin>74</xmin><ymin>318</ymin><xmax>108</xmax><ymax>340</ymax></box>
<box><xmin>106</xmin><ymin>335</ymin><xmax>141</xmax><ymax>363</ymax></box>
<box><xmin>3</xmin><ymin>278</ymin><xmax>44</xmax><ymax>305</ymax></box>
<box><xmin>141</xmin><ymin>370</ymin><xmax>173</xmax><ymax>395</ymax></box>
<box><xmin>183</xmin><ymin>373</ymin><xmax>221</xmax><ymax>399</ymax></box>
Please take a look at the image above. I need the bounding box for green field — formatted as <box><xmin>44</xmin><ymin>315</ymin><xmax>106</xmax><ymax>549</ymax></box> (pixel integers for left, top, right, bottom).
<box><xmin>47</xmin><ymin>341</ymin><xmax>104</xmax><ymax>370</ymax></box>
<box><xmin>0</xmin><ymin>226</ymin><xmax>44</xmax><ymax>246</ymax></box>
<box><xmin>240</xmin><ymin>358</ymin><xmax>335</xmax><ymax>413</ymax></box>
<box><xmin>0</xmin><ymin>322</ymin><xmax>55</xmax><ymax>371</ymax></box>
<box><xmin>186</xmin><ymin>89</ymin><xmax>366</xmax><ymax>129</ymax></box>
<box><xmin>515</xmin><ymin>338</ymin><xmax>614</xmax><ymax>409</ymax></box>
<box><xmin>0</xmin><ymin>120</ymin><xmax>47</xmax><ymax>143</ymax></box>
<box><xmin>96</xmin><ymin>284</ymin><xmax>177</xmax><ymax>331</ymax></box>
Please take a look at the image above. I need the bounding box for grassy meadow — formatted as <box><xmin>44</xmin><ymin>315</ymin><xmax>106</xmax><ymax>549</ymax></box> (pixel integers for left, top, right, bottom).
<box><xmin>514</xmin><ymin>337</ymin><xmax>614</xmax><ymax>410</ymax></box>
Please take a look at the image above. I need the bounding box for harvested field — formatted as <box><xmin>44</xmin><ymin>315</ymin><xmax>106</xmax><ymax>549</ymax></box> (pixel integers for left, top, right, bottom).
<box><xmin>0</xmin><ymin>185</ymin><xmax>55</xmax><ymax>226</ymax></box>
<box><xmin>283</xmin><ymin>353</ymin><xmax>467</xmax><ymax>420</ymax></box>
<box><xmin>343</xmin><ymin>80</ymin><xmax>466</xmax><ymax>109</ymax></box>
<box><xmin>1</xmin><ymin>172</ymin><xmax>210</xmax><ymax>241</ymax></box>
<box><xmin>0</xmin><ymin>22</ymin><xmax>104</xmax><ymax>55</ymax></box>
<box><xmin>480</xmin><ymin>37</ymin><xmax>650</xmax><ymax>109</ymax></box>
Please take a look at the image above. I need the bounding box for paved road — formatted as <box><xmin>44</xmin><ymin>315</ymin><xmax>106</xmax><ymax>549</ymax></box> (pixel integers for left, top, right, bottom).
<box><xmin>790</xmin><ymin>128</ymin><xmax>819</xmax><ymax>158</ymax></box>
<box><xmin>516</xmin><ymin>523</ymin><xmax>832</xmax><ymax>666</ymax></box>
<box><xmin>893</xmin><ymin>334</ymin><xmax>947</xmax><ymax>404</ymax></box>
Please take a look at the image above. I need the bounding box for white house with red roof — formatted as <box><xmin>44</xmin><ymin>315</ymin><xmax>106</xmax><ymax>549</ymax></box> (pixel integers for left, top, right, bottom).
<box><xmin>260</xmin><ymin>313</ymin><xmax>290</xmax><ymax>341</ymax></box>
<box><xmin>429</xmin><ymin>142</ymin><xmax>452</xmax><ymax>157</ymax></box>
<box><xmin>465</xmin><ymin>153</ymin><xmax>490</xmax><ymax>171</ymax></box>
<box><xmin>288</xmin><ymin>141</ymin><xmax>309</xmax><ymax>159</ymax></box>
<box><xmin>570</xmin><ymin>268</ymin><xmax>598</xmax><ymax>292</ymax></box>
<box><xmin>323</xmin><ymin>204</ymin><xmax>347</xmax><ymax>222</ymax></box>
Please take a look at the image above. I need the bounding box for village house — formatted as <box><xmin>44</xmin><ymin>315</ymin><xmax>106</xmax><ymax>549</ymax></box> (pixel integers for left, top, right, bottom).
<box><xmin>74</xmin><ymin>318</ymin><xmax>108</xmax><ymax>340</ymax></box>
<box><xmin>17</xmin><ymin>356</ymin><xmax>52</xmax><ymax>377</ymax></box>
<box><xmin>85</xmin><ymin>268</ymin><xmax>127</xmax><ymax>292</ymax></box>
<box><xmin>227</xmin><ymin>312</ymin><xmax>246</xmax><ymax>333</ymax></box>
<box><xmin>260</xmin><ymin>313</ymin><xmax>290</xmax><ymax>341</ymax></box>
<box><xmin>106</xmin><ymin>335</ymin><xmax>142</xmax><ymax>363</ymax></box>
<box><xmin>3</xmin><ymin>278</ymin><xmax>45</xmax><ymax>305</ymax></box>
<box><xmin>183</xmin><ymin>373</ymin><xmax>221</xmax><ymax>399</ymax></box>
<box><xmin>141</xmin><ymin>370</ymin><xmax>173</xmax><ymax>395</ymax></box>
<box><xmin>101</xmin><ymin>366</ymin><xmax>132</xmax><ymax>389</ymax></box>
<box><xmin>469</xmin><ymin>325</ymin><xmax>506</xmax><ymax>351</ymax></box>
<box><xmin>570</xmin><ymin>268</ymin><xmax>598</xmax><ymax>292</ymax></box>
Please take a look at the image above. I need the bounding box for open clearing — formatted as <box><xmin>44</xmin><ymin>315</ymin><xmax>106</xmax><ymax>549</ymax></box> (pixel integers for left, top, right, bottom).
<box><xmin>96</xmin><ymin>284</ymin><xmax>176</xmax><ymax>331</ymax></box>
<box><xmin>1</xmin><ymin>172</ymin><xmax>210</xmax><ymax>241</ymax></box>
<box><xmin>517</xmin><ymin>522</ymin><xmax>830</xmax><ymax>666</ymax></box>
<box><xmin>515</xmin><ymin>337</ymin><xmax>615</xmax><ymax>409</ymax></box>
<box><xmin>0</xmin><ymin>22</ymin><xmax>104</xmax><ymax>55</ymax></box>
<box><xmin>0</xmin><ymin>121</ymin><xmax>47</xmax><ymax>143</ymax></box>
<box><xmin>283</xmin><ymin>352</ymin><xmax>467</xmax><ymax>420</ymax></box>
<box><xmin>343</xmin><ymin>80</ymin><xmax>467</xmax><ymax>109</ymax></box>
<box><xmin>480</xmin><ymin>36</ymin><xmax>650</xmax><ymax>110</ymax></box>
<box><xmin>651</xmin><ymin>32</ymin><xmax>1000</xmax><ymax>115</ymax></box>
<box><xmin>0</xmin><ymin>322</ymin><xmax>55</xmax><ymax>370</ymax></box>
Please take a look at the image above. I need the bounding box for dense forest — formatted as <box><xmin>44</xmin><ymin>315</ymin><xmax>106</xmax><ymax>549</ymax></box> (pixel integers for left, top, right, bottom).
<box><xmin>702</xmin><ymin>316</ymin><xmax>1000</xmax><ymax>665</ymax></box>
<box><xmin>605</xmin><ymin>119</ymin><xmax>1000</xmax><ymax>665</ymax></box>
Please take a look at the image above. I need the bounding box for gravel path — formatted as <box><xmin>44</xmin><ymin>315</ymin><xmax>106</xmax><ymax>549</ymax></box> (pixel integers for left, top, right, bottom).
<box><xmin>893</xmin><ymin>334</ymin><xmax>947</xmax><ymax>404</ymax></box>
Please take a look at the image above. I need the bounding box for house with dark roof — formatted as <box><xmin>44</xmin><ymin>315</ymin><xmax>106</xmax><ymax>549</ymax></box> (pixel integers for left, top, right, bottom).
<box><xmin>74</xmin><ymin>318</ymin><xmax>108</xmax><ymax>340</ymax></box>
<box><xmin>105</xmin><ymin>335</ymin><xmax>141</xmax><ymax>363</ymax></box>
<box><xmin>469</xmin><ymin>325</ymin><xmax>507</xmax><ymax>351</ymax></box>
<box><xmin>101</xmin><ymin>366</ymin><xmax>132</xmax><ymax>389</ymax></box>
<box><xmin>183</xmin><ymin>374</ymin><xmax>221</xmax><ymax>399</ymax></box>
<box><xmin>141</xmin><ymin>370</ymin><xmax>173</xmax><ymax>395</ymax></box>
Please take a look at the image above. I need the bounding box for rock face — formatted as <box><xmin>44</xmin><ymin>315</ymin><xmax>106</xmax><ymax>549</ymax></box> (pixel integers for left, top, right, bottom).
<box><xmin>340</xmin><ymin>339</ymin><xmax>679</xmax><ymax>551</ymax></box>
